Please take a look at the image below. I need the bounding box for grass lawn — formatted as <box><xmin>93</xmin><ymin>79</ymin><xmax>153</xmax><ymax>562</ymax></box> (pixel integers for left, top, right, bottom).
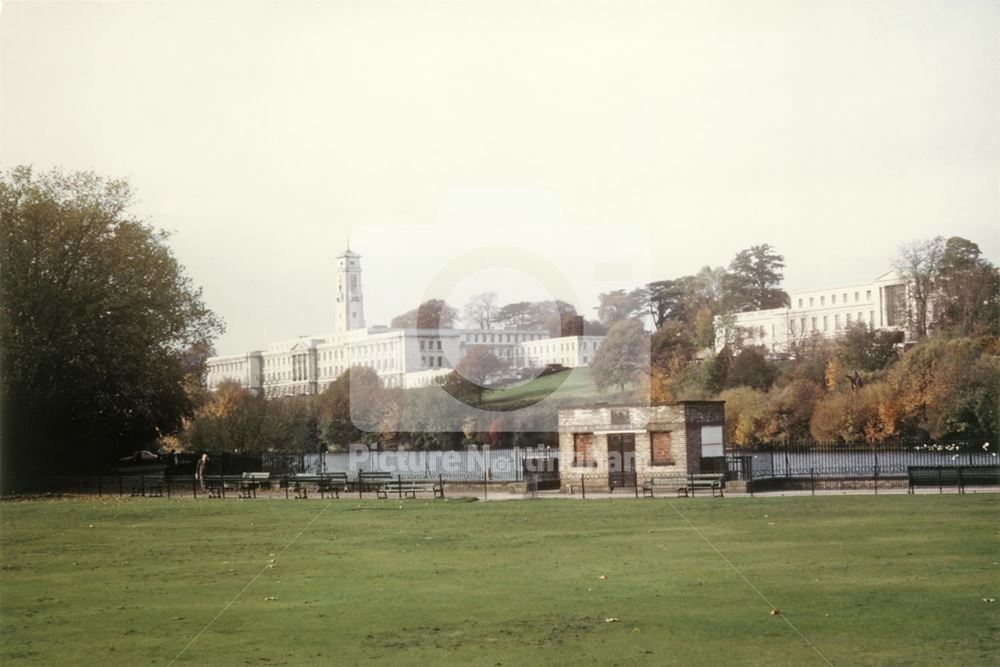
<box><xmin>482</xmin><ymin>368</ymin><xmax>633</xmax><ymax>410</ymax></box>
<box><xmin>1</xmin><ymin>495</ymin><xmax>998</xmax><ymax>666</ymax></box>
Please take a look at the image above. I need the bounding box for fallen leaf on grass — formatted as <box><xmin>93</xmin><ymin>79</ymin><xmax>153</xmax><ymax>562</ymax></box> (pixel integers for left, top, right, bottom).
<box><xmin>770</xmin><ymin>609</ymin><xmax>781</xmax><ymax>615</ymax></box>
<box><xmin>598</xmin><ymin>575</ymin><xmax>608</xmax><ymax>580</ymax></box>
<box><xmin>605</xmin><ymin>617</ymin><xmax>619</xmax><ymax>623</ymax></box>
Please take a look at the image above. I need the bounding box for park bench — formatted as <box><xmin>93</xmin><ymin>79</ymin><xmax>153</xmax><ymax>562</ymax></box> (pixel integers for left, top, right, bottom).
<box><xmin>316</xmin><ymin>472</ymin><xmax>349</xmax><ymax>499</ymax></box>
<box><xmin>239</xmin><ymin>472</ymin><xmax>270</xmax><ymax>499</ymax></box>
<box><xmin>686</xmin><ymin>473</ymin><xmax>725</xmax><ymax>497</ymax></box>
<box><xmin>908</xmin><ymin>465</ymin><xmax>1000</xmax><ymax>494</ymax></box>
<box><xmin>641</xmin><ymin>475</ymin><xmax>689</xmax><ymax>498</ymax></box>
<box><xmin>128</xmin><ymin>474</ymin><xmax>165</xmax><ymax>498</ymax></box>
<box><xmin>288</xmin><ymin>473</ymin><xmax>349</xmax><ymax>499</ymax></box>
<box><xmin>357</xmin><ymin>471</ymin><xmax>393</xmax><ymax>494</ymax></box>
<box><xmin>206</xmin><ymin>475</ymin><xmax>240</xmax><ymax>498</ymax></box>
<box><xmin>376</xmin><ymin>478</ymin><xmax>445</xmax><ymax>500</ymax></box>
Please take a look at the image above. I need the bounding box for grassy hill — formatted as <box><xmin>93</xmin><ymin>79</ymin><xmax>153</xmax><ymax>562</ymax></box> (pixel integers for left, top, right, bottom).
<box><xmin>481</xmin><ymin>368</ymin><xmax>635</xmax><ymax>411</ymax></box>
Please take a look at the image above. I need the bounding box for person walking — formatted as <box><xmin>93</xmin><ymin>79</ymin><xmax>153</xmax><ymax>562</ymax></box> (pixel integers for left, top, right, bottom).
<box><xmin>195</xmin><ymin>453</ymin><xmax>209</xmax><ymax>493</ymax></box>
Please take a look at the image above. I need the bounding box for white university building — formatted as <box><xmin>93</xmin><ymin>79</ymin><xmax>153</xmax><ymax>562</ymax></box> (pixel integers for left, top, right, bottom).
<box><xmin>714</xmin><ymin>270</ymin><xmax>912</xmax><ymax>355</ymax></box>
<box><xmin>206</xmin><ymin>249</ymin><xmax>604</xmax><ymax>397</ymax></box>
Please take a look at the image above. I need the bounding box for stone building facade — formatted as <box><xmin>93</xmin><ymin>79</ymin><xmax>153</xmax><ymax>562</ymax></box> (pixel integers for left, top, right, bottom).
<box><xmin>557</xmin><ymin>402</ymin><xmax>725</xmax><ymax>487</ymax></box>
<box><xmin>714</xmin><ymin>270</ymin><xmax>910</xmax><ymax>355</ymax></box>
<box><xmin>206</xmin><ymin>248</ymin><xmax>603</xmax><ymax>396</ymax></box>
<box><xmin>522</xmin><ymin>335</ymin><xmax>604</xmax><ymax>368</ymax></box>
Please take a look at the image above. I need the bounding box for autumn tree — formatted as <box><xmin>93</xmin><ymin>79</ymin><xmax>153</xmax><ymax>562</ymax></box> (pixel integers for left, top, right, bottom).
<box><xmin>722</xmin><ymin>244</ymin><xmax>789</xmax><ymax>312</ymax></box>
<box><xmin>726</xmin><ymin>347</ymin><xmax>778</xmax><ymax>392</ymax></box>
<box><xmin>650</xmin><ymin>321</ymin><xmax>696</xmax><ymax>375</ymax></box>
<box><xmin>391</xmin><ymin>299</ymin><xmax>458</xmax><ymax>330</ymax></box>
<box><xmin>463</xmin><ymin>292</ymin><xmax>499</xmax><ymax>329</ymax></box>
<box><xmin>317</xmin><ymin>366</ymin><xmax>384</xmax><ymax>450</ymax></box>
<box><xmin>453</xmin><ymin>347</ymin><xmax>509</xmax><ymax>404</ymax></box>
<box><xmin>184</xmin><ymin>381</ymin><xmax>266</xmax><ymax>452</ymax></box>
<box><xmin>591</xmin><ymin>319</ymin><xmax>650</xmax><ymax>392</ymax></box>
<box><xmin>895</xmin><ymin>236</ymin><xmax>945</xmax><ymax>339</ymax></box>
<box><xmin>0</xmin><ymin>167</ymin><xmax>223</xmax><ymax>487</ymax></box>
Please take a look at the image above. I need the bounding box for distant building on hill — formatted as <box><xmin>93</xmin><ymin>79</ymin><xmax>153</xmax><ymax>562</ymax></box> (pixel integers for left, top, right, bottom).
<box><xmin>714</xmin><ymin>270</ymin><xmax>911</xmax><ymax>355</ymax></box>
<box><xmin>206</xmin><ymin>249</ymin><xmax>604</xmax><ymax>396</ymax></box>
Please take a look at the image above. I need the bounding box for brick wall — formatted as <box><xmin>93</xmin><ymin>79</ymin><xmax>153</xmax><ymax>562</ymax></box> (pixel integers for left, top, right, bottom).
<box><xmin>557</xmin><ymin>402</ymin><xmax>725</xmax><ymax>485</ymax></box>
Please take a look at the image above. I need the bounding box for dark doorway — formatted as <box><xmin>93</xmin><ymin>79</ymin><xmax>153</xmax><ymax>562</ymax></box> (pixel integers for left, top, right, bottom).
<box><xmin>607</xmin><ymin>433</ymin><xmax>636</xmax><ymax>489</ymax></box>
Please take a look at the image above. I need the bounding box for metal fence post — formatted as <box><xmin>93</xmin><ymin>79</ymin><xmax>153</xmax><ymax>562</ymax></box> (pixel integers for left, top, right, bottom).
<box><xmin>483</xmin><ymin>469</ymin><xmax>488</xmax><ymax>501</ymax></box>
<box><xmin>581</xmin><ymin>474</ymin><xmax>586</xmax><ymax>500</ymax></box>
<box><xmin>810</xmin><ymin>468</ymin><xmax>815</xmax><ymax>496</ymax></box>
<box><xmin>398</xmin><ymin>474</ymin><xmax>402</xmax><ymax>500</ymax></box>
<box><xmin>193</xmin><ymin>474</ymin><xmax>197</xmax><ymax>499</ymax></box>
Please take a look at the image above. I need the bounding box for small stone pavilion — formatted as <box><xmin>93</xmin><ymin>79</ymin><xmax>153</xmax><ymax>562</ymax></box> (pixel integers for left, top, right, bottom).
<box><xmin>557</xmin><ymin>402</ymin><xmax>725</xmax><ymax>487</ymax></box>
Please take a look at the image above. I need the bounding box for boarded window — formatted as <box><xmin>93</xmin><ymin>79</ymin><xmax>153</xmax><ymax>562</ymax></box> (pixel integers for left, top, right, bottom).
<box><xmin>650</xmin><ymin>431</ymin><xmax>673</xmax><ymax>466</ymax></box>
<box><xmin>610</xmin><ymin>409</ymin><xmax>630</xmax><ymax>426</ymax></box>
<box><xmin>573</xmin><ymin>433</ymin><xmax>596</xmax><ymax>467</ymax></box>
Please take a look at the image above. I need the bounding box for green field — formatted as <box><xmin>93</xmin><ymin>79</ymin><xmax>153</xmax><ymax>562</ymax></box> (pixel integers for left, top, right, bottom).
<box><xmin>1</xmin><ymin>495</ymin><xmax>998</xmax><ymax>666</ymax></box>
<box><xmin>482</xmin><ymin>368</ymin><xmax>632</xmax><ymax>410</ymax></box>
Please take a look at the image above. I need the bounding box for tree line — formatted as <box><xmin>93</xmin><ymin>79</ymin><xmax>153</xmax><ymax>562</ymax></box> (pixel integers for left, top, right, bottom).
<box><xmin>2</xmin><ymin>166</ymin><xmax>996</xmax><ymax>490</ymax></box>
<box><xmin>588</xmin><ymin>237</ymin><xmax>998</xmax><ymax>445</ymax></box>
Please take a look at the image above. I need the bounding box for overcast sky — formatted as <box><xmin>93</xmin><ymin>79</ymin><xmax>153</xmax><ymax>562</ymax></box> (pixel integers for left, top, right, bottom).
<box><xmin>2</xmin><ymin>1</ymin><xmax>997</xmax><ymax>355</ymax></box>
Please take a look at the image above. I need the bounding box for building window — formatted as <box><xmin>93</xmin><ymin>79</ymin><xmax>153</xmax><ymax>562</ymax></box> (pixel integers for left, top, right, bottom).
<box><xmin>798</xmin><ymin>298</ymin><xmax>803</xmax><ymax>308</ymax></box>
<box><xmin>820</xmin><ymin>296</ymin><xmax>825</xmax><ymax>305</ymax></box>
<box><xmin>831</xmin><ymin>294</ymin><xmax>836</xmax><ymax>305</ymax></box>
<box><xmin>811</xmin><ymin>317</ymin><xmax>816</xmax><ymax>331</ymax></box>
<box><xmin>823</xmin><ymin>315</ymin><xmax>828</xmax><ymax>331</ymax></box>
<box><xmin>701</xmin><ymin>425</ymin><xmax>724</xmax><ymax>457</ymax></box>
<box><xmin>809</xmin><ymin>297</ymin><xmax>814</xmax><ymax>306</ymax></box>
<box><xmin>854</xmin><ymin>291</ymin><xmax>859</xmax><ymax>302</ymax></box>
<box><xmin>843</xmin><ymin>293</ymin><xmax>848</xmax><ymax>303</ymax></box>
<box><xmin>866</xmin><ymin>290</ymin><xmax>872</xmax><ymax>301</ymax></box>
<box><xmin>573</xmin><ymin>433</ymin><xmax>596</xmax><ymax>467</ymax></box>
<box><xmin>650</xmin><ymin>431</ymin><xmax>673</xmax><ymax>466</ymax></box>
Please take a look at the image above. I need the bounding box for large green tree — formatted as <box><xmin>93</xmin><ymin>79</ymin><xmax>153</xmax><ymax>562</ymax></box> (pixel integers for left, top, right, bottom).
<box><xmin>595</xmin><ymin>289</ymin><xmax>645</xmax><ymax>327</ymax></box>
<box><xmin>933</xmin><ymin>236</ymin><xmax>999</xmax><ymax>335</ymax></box>
<box><xmin>0</xmin><ymin>167</ymin><xmax>223</xmax><ymax>487</ymax></box>
<box><xmin>591</xmin><ymin>319</ymin><xmax>650</xmax><ymax>392</ymax></box>
<box><xmin>722</xmin><ymin>244</ymin><xmax>789</xmax><ymax>312</ymax></box>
